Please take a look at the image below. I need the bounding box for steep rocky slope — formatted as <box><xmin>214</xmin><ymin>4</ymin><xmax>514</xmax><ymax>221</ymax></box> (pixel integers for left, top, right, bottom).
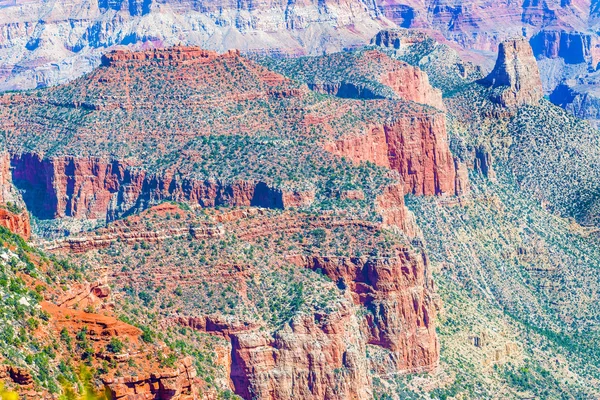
<box><xmin>0</xmin><ymin>44</ymin><xmax>462</xmax><ymax>399</ymax></box>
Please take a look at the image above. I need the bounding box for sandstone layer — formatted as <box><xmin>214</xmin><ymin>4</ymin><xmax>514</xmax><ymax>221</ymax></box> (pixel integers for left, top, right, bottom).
<box><xmin>325</xmin><ymin>113</ymin><xmax>460</xmax><ymax>196</ymax></box>
<box><xmin>484</xmin><ymin>38</ymin><xmax>544</xmax><ymax>107</ymax></box>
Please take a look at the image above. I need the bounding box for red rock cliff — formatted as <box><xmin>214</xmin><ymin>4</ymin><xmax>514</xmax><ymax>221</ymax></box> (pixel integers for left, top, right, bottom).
<box><xmin>378</xmin><ymin>61</ymin><xmax>446</xmax><ymax>111</ymax></box>
<box><xmin>0</xmin><ymin>208</ymin><xmax>31</xmax><ymax>240</ymax></box>
<box><xmin>325</xmin><ymin>113</ymin><xmax>459</xmax><ymax>196</ymax></box>
<box><xmin>9</xmin><ymin>154</ymin><xmax>313</xmax><ymax>223</ymax></box>
<box><xmin>304</xmin><ymin>248</ymin><xmax>439</xmax><ymax>374</ymax></box>
<box><xmin>230</xmin><ymin>303</ymin><xmax>372</xmax><ymax>400</ymax></box>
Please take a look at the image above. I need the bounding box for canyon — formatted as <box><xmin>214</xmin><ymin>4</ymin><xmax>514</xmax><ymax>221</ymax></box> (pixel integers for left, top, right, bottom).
<box><xmin>2</xmin><ymin>0</ymin><xmax>600</xmax><ymax>92</ymax></box>
<box><xmin>0</xmin><ymin>19</ymin><xmax>599</xmax><ymax>400</ymax></box>
<box><xmin>0</xmin><ymin>43</ymin><xmax>455</xmax><ymax>399</ymax></box>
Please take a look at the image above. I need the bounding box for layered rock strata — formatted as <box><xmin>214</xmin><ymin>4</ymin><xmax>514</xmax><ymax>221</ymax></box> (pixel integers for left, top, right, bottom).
<box><xmin>9</xmin><ymin>154</ymin><xmax>313</xmax><ymax>223</ymax></box>
<box><xmin>304</xmin><ymin>250</ymin><xmax>439</xmax><ymax>373</ymax></box>
<box><xmin>530</xmin><ymin>30</ymin><xmax>600</xmax><ymax>66</ymax></box>
<box><xmin>484</xmin><ymin>38</ymin><xmax>544</xmax><ymax>107</ymax></box>
<box><xmin>325</xmin><ymin>114</ymin><xmax>461</xmax><ymax>196</ymax></box>
<box><xmin>229</xmin><ymin>304</ymin><xmax>372</xmax><ymax>400</ymax></box>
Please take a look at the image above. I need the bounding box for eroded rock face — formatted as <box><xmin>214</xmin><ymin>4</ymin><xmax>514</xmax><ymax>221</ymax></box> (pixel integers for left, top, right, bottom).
<box><xmin>295</xmin><ymin>50</ymin><xmax>445</xmax><ymax>110</ymax></box>
<box><xmin>474</xmin><ymin>144</ymin><xmax>496</xmax><ymax>180</ymax></box>
<box><xmin>0</xmin><ymin>0</ymin><xmax>390</xmax><ymax>91</ymax></box>
<box><xmin>230</xmin><ymin>304</ymin><xmax>372</xmax><ymax>400</ymax></box>
<box><xmin>325</xmin><ymin>113</ymin><xmax>459</xmax><ymax>196</ymax></box>
<box><xmin>101</xmin><ymin>46</ymin><xmax>230</xmax><ymax>66</ymax></box>
<box><xmin>9</xmin><ymin>153</ymin><xmax>312</xmax><ymax>223</ymax></box>
<box><xmin>380</xmin><ymin>62</ymin><xmax>446</xmax><ymax>110</ymax></box>
<box><xmin>59</xmin><ymin>205</ymin><xmax>440</xmax><ymax>398</ymax></box>
<box><xmin>0</xmin><ymin>208</ymin><xmax>31</xmax><ymax>240</ymax></box>
<box><xmin>484</xmin><ymin>38</ymin><xmax>544</xmax><ymax>107</ymax></box>
<box><xmin>376</xmin><ymin>183</ymin><xmax>420</xmax><ymax>238</ymax></box>
<box><xmin>304</xmin><ymin>248</ymin><xmax>439</xmax><ymax>373</ymax></box>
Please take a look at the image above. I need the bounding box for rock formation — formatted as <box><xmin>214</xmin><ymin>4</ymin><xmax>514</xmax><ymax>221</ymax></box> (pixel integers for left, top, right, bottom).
<box><xmin>379</xmin><ymin>62</ymin><xmax>446</xmax><ymax>111</ymax></box>
<box><xmin>304</xmin><ymin>249</ymin><xmax>439</xmax><ymax>373</ymax></box>
<box><xmin>0</xmin><ymin>208</ymin><xmax>31</xmax><ymax>240</ymax></box>
<box><xmin>3</xmin><ymin>0</ymin><xmax>600</xmax><ymax>92</ymax></box>
<box><xmin>484</xmin><ymin>38</ymin><xmax>544</xmax><ymax>107</ymax></box>
<box><xmin>474</xmin><ymin>144</ymin><xmax>496</xmax><ymax>180</ymax></box>
<box><xmin>272</xmin><ymin>49</ymin><xmax>445</xmax><ymax>110</ymax></box>
<box><xmin>103</xmin><ymin>357</ymin><xmax>199</xmax><ymax>399</ymax></box>
<box><xmin>325</xmin><ymin>113</ymin><xmax>459</xmax><ymax>196</ymax></box>
<box><xmin>230</xmin><ymin>304</ymin><xmax>372</xmax><ymax>400</ymax></box>
<box><xmin>0</xmin><ymin>365</ymin><xmax>34</xmax><ymax>387</ymax></box>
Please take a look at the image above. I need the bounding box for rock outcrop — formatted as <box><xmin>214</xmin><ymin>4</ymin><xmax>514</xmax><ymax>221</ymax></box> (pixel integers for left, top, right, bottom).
<box><xmin>484</xmin><ymin>38</ymin><xmax>544</xmax><ymax>107</ymax></box>
<box><xmin>0</xmin><ymin>365</ymin><xmax>34</xmax><ymax>387</ymax></box>
<box><xmin>280</xmin><ymin>50</ymin><xmax>445</xmax><ymax>110</ymax></box>
<box><xmin>380</xmin><ymin>62</ymin><xmax>446</xmax><ymax>111</ymax></box>
<box><xmin>103</xmin><ymin>356</ymin><xmax>199</xmax><ymax>400</ymax></box>
<box><xmin>0</xmin><ymin>208</ymin><xmax>31</xmax><ymax>240</ymax></box>
<box><xmin>474</xmin><ymin>144</ymin><xmax>496</xmax><ymax>180</ymax></box>
<box><xmin>325</xmin><ymin>113</ymin><xmax>459</xmax><ymax>196</ymax></box>
<box><xmin>376</xmin><ymin>183</ymin><xmax>420</xmax><ymax>238</ymax></box>
<box><xmin>101</xmin><ymin>46</ymin><xmax>232</xmax><ymax>66</ymax></box>
<box><xmin>230</xmin><ymin>304</ymin><xmax>372</xmax><ymax>400</ymax></box>
<box><xmin>304</xmin><ymin>249</ymin><xmax>439</xmax><ymax>373</ymax></box>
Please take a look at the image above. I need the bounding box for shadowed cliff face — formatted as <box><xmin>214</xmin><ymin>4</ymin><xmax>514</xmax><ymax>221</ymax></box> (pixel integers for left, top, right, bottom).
<box><xmin>8</xmin><ymin>154</ymin><xmax>313</xmax><ymax>222</ymax></box>
<box><xmin>483</xmin><ymin>38</ymin><xmax>544</xmax><ymax>107</ymax></box>
<box><xmin>531</xmin><ymin>30</ymin><xmax>598</xmax><ymax>64</ymax></box>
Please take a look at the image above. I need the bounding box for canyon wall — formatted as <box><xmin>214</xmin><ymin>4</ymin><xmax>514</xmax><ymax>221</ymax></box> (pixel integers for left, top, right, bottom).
<box><xmin>230</xmin><ymin>304</ymin><xmax>372</xmax><ymax>400</ymax></box>
<box><xmin>0</xmin><ymin>208</ymin><xmax>31</xmax><ymax>240</ymax></box>
<box><xmin>51</xmin><ymin>204</ymin><xmax>440</xmax><ymax>398</ymax></box>
<box><xmin>380</xmin><ymin>63</ymin><xmax>446</xmax><ymax>111</ymax></box>
<box><xmin>103</xmin><ymin>357</ymin><xmax>199</xmax><ymax>399</ymax></box>
<box><xmin>531</xmin><ymin>30</ymin><xmax>600</xmax><ymax>65</ymax></box>
<box><xmin>8</xmin><ymin>153</ymin><xmax>313</xmax><ymax>223</ymax></box>
<box><xmin>304</xmin><ymin>249</ymin><xmax>439</xmax><ymax>373</ymax></box>
<box><xmin>325</xmin><ymin>113</ymin><xmax>461</xmax><ymax>196</ymax></box>
<box><xmin>3</xmin><ymin>0</ymin><xmax>600</xmax><ymax>91</ymax></box>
